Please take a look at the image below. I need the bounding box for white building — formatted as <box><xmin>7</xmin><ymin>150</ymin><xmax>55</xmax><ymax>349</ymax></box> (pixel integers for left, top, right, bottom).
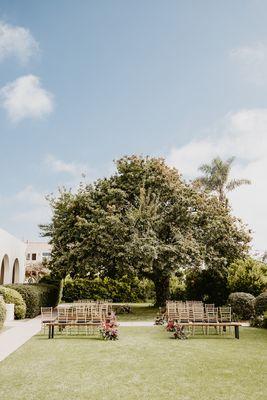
<box><xmin>0</xmin><ymin>228</ymin><xmax>26</xmax><ymax>284</ymax></box>
<box><xmin>25</xmin><ymin>241</ymin><xmax>52</xmax><ymax>266</ymax></box>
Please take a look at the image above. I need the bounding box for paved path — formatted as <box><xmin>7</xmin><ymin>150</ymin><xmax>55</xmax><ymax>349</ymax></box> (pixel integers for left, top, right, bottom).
<box><xmin>0</xmin><ymin>317</ymin><xmax>41</xmax><ymax>362</ymax></box>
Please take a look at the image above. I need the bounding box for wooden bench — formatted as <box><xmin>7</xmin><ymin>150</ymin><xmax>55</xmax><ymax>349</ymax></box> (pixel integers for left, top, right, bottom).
<box><xmin>45</xmin><ymin>321</ymin><xmax>103</xmax><ymax>339</ymax></box>
<box><xmin>174</xmin><ymin>322</ymin><xmax>242</xmax><ymax>339</ymax></box>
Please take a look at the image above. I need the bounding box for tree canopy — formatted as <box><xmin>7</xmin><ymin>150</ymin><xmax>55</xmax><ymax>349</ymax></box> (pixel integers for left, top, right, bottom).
<box><xmin>41</xmin><ymin>155</ymin><xmax>251</xmax><ymax>305</ymax></box>
<box><xmin>228</xmin><ymin>257</ymin><xmax>267</xmax><ymax>296</ymax></box>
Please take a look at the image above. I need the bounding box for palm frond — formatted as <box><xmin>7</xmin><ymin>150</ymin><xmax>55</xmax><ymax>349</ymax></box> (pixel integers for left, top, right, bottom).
<box><xmin>226</xmin><ymin>179</ymin><xmax>251</xmax><ymax>191</ymax></box>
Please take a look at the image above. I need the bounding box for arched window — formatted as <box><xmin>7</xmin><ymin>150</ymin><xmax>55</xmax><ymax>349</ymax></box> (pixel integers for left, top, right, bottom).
<box><xmin>0</xmin><ymin>255</ymin><xmax>9</xmax><ymax>284</ymax></box>
<box><xmin>12</xmin><ymin>259</ymin><xmax>20</xmax><ymax>284</ymax></box>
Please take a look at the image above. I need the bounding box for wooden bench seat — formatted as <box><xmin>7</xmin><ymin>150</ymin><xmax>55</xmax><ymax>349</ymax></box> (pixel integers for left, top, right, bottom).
<box><xmin>174</xmin><ymin>322</ymin><xmax>242</xmax><ymax>339</ymax></box>
<box><xmin>45</xmin><ymin>321</ymin><xmax>103</xmax><ymax>339</ymax></box>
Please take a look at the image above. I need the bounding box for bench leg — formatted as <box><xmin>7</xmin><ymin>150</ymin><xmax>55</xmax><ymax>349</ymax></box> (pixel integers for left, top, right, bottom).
<box><xmin>48</xmin><ymin>325</ymin><xmax>51</xmax><ymax>339</ymax></box>
<box><xmin>52</xmin><ymin>325</ymin><xmax>55</xmax><ymax>339</ymax></box>
<box><xmin>234</xmin><ymin>325</ymin><xmax>239</xmax><ymax>339</ymax></box>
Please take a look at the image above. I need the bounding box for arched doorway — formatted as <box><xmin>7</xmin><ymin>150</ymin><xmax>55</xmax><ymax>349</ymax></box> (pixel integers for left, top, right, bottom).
<box><xmin>0</xmin><ymin>255</ymin><xmax>9</xmax><ymax>284</ymax></box>
<box><xmin>12</xmin><ymin>259</ymin><xmax>20</xmax><ymax>283</ymax></box>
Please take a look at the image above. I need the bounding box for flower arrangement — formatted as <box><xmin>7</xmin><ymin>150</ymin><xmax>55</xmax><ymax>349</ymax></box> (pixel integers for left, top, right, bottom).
<box><xmin>166</xmin><ymin>321</ymin><xmax>189</xmax><ymax>339</ymax></box>
<box><xmin>173</xmin><ymin>324</ymin><xmax>188</xmax><ymax>340</ymax></box>
<box><xmin>154</xmin><ymin>313</ymin><xmax>165</xmax><ymax>325</ymax></box>
<box><xmin>100</xmin><ymin>322</ymin><xmax>119</xmax><ymax>340</ymax></box>
<box><xmin>166</xmin><ymin>320</ymin><xmax>176</xmax><ymax>332</ymax></box>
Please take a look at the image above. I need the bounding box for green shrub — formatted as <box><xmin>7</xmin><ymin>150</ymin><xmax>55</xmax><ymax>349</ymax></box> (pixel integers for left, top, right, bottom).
<box><xmin>0</xmin><ymin>297</ymin><xmax>6</xmax><ymax>328</ymax></box>
<box><xmin>263</xmin><ymin>312</ymin><xmax>267</xmax><ymax>329</ymax></box>
<box><xmin>6</xmin><ymin>284</ymin><xmax>60</xmax><ymax>318</ymax></box>
<box><xmin>185</xmin><ymin>268</ymin><xmax>229</xmax><ymax>305</ymax></box>
<box><xmin>63</xmin><ymin>276</ymin><xmax>155</xmax><ymax>303</ymax></box>
<box><xmin>0</xmin><ymin>286</ymin><xmax>26</xmax><ymax>319</ymax></box>
<box><xmin>250</xmin><ymin>315</ymin><xmax>264</xmax><ymax>328</ymax></box>
<box><xmin>254</xmin><ymin>291</ymin><xmax>267</xmax><ymax>316</ymax></box>
<box><xmin>39</xmin><ymin>275</ymin><xmax>64</xmax><ymax>304</ymax></box>
<box><xmin>228</xmin><ymin>258</ymin><xmax>267</xmax><ymax>296</ymax></box>
<box><xmin>228</xmin><ymin>292</ymin><xmax>255</xmax><ymax>320</ymax></box>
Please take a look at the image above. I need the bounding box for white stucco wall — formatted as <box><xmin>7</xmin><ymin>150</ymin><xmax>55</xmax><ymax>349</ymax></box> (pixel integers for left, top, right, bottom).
<box><xmin>0</xmin><ymin>228</ymin><xmax>26</xmax><ymax>284</ymax></box>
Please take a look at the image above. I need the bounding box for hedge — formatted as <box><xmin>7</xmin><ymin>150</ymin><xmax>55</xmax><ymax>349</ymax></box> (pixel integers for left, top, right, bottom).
<box><xmin>0</xmin><ymin>286</ymin><xmax>26</xmax><ymax>319</ymax></box>
<box><xmin>254</xmin><ymin>291</ymin><xmax>267</xmax><ymax>316</ymax></box>
<box><xmin>0</xmin><ymin>297</ymin><xmax>6</xmax><ymax>328</ymax></box>
<box><xmin>228</xmin><ymin>292</ymin><xmax>255</xmax><ymax>320</ymax></box>
<box><xmin>6</xmin><ymin>284</ymin><xmax>60</xmax><ymax>318</ymax></box>
<box><xmin>63</xmin><ymin>277</ymin><xmax>154</xmax><ymax>303</ymax></box>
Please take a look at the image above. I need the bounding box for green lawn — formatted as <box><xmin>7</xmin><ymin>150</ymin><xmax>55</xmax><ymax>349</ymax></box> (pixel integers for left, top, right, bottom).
<box><xmin>0</xmin><ymin>326</ymin><xmax>266</xmax><ymax>400</ymax></box>
<box><xmin>115</xmin><ymin>302</ymin><xmax>159</xmax><ymax>321</ymax></box>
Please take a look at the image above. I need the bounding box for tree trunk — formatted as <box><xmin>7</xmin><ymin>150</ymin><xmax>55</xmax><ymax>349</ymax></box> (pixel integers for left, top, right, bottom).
<box><xmin>153</xmin><ymin>275</ymin><xmax>170</xmax><ymax>307</ymax></box>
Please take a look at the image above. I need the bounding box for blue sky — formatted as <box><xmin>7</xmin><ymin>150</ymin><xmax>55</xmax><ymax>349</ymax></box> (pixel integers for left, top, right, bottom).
<box><xmin>0</xmin><ymin>1</ymin><xmax>267</xmax><ymax>251</ymax></box>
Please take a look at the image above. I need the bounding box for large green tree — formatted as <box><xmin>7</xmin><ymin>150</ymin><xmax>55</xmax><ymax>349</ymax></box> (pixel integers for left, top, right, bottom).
<box><xmin>42</xmin><ymin>156</ymin><xmax>250</xmax><ymax>305</ymax></box>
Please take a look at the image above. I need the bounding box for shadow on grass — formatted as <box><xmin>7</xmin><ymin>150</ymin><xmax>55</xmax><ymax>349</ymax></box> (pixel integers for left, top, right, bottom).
<box><xmin>36</xmin><ymin>333</ymin><xmax>103</xmax><ymax>341</ymax></box>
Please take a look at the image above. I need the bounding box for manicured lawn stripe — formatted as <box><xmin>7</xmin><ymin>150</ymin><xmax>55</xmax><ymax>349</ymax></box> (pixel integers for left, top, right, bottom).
<box><xmin>0</xmin><ymin>326</ymin><xmax>266</xmax><ymax>400</ymax></box>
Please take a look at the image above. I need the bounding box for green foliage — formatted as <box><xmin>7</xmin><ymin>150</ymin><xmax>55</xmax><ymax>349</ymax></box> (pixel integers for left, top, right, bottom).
<box><xmin>263</xmin><ymin>312</ymin><xmax>267</xmax><ymax>329</ymax></box>
<box><xmin>185</xmin><ymin>268</ymin><xmax>229</xmax><ymax>305</ymax></box>
<box><xmin>63</xmin><ymin>277</ymin><xmax>154</xmax><ymax>303</ymax></box>
<box><xmin>0</xmin><ymin>297</ymin><xmax>6</xmax><ymax>328</ymax></box>
<box><xmin>254</xmin><ymin>291</ymin><xmax>267</xmax><ymax>316</ymax></box>
<box><xmin>228</xmin><ymin>292</ymin><xmax>255</xmax><ymax>320</ymax></box>
<box><xmin>0</xmin><ymin>286</ymin><xmax>26</xmax><ymax>319</ymax></box>
<box><xmin>42</xmin><ymin>155</ymin><xmax>250</xmax><ymax>306</ymax></box>
<box><xmin>228</xmin><ymin>258</ymin><xmax>267</xmax><ymax>296</ymax></box>
<box><xmin>169</xmin><ymin>275</ymin><xmax>187</xmax><ymax>300</ymax></box>
<box><xmin>39</xmin><ymin>275</ymin><xmax>64</xmax><ymax>304</ymax></box>
<box><xmin>6</xmin><ymin>284</ymin><xmax>60</xmax><ymax>318</ymax></box>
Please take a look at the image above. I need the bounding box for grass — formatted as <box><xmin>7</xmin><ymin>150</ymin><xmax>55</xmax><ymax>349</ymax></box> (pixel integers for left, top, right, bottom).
<box><xmin>0</xmin><ymin>326</ymin><xmax>266</xmax><ymax>400</ymax></box>
<box><xmin>115</xmin><ymin>302</ymin><xmax>159</xmax><ymax>321</ymax></box>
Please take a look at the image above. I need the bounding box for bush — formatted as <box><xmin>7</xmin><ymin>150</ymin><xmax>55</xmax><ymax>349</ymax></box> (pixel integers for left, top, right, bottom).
<box><xmin>228</xmin><ymin>258</ymin><xmax>267</xmax><ymax>296</ymax></box>
<box><xmin>63</xmin><ymin>276</ymin><xmax>155</xmax><ymax>303</ymax></box>
<box><xmin>250</xmin><ymin>311</ymin><xmax>267</xmax><ymax>328</ymax></box>
<box><xmin>254</xmin><ymin>291</ymin><xmax>267</xmax><ymax>316</ymax></box>
<box><xmin>0</xmin><ymin>286</ymin><xmax>26</xmax><ymax>319</ymax></box>
<box><xmin>185</xmin><ymin>268</ymin><xmax>229</xmax><ymax>305</ymax></box>
<box><xmin>39</xmin><ymin>275</ymin><xmax>64</xmax><ymax>304</ymax></box>
<box><xmin>6</xmin><ymin>284</ymin><xmax>60</xmax><ymax>318</ymax></box>
<box><xmin>228</xmin><ymin>292</ymin><xmax>255</xmax><ymax>320</ymax></box>
<box><xmin>0</xmin><ymin>297</ymin><xmax>6</xmax><ymax>328</ymax></box>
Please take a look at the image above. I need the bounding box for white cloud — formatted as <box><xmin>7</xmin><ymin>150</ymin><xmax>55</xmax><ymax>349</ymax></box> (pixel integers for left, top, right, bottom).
<box><xmin>45</xmin><ymin>154</ymin><xmax>89</xmax><ymax>178</ymax></box>
<box><xmin>0</xmin><ymin>20</ymin><xmax>38</xmax><ymax>64</ymax></box>
<box><xmin>230</xmin><ymin>43</ymin><xmax>267</xmax><ymax>84</ymax></box>
<box><xmin>167</xmin><ymin>109</ymin><xmax>267</xmax><ymax>252</ymax></box>
<box><xmin>0</xmin><ymin>75</ymin><xmax>53</xmax><ymax>122</ymax></box>
<box><xmin>0</xmin><ymin>185</ymin><xmax>51</xmax><ymax>239</ymax></box>
<box><xmin>15</xmin><ymin>185</ymin><xmax>47</xmax><ymax>206</ymax></box>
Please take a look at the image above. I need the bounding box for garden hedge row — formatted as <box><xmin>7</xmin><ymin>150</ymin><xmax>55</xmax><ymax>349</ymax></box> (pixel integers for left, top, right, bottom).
<box><xmin>0</xmin><ymin>297</ymin><xmax>6</xmax><ymax>328</ymax></box>
<box><xmin>228</xmin><ymin>292</ymin><xmax>255</xmax><ymax>320</ymax></box>
<box><xmin>63</xmin><ymin>277</ymin><xmax>154</xmax><ymax>303</ymax></box>
<box><xmin>0</xmin><ymin>286</ymin><xmax>26</xmax><ymax>319</ymax></box>
<box><xmin>6</xmin><ymin>283</ymin><xmax>60</xmax><ymax>318</ymax></box>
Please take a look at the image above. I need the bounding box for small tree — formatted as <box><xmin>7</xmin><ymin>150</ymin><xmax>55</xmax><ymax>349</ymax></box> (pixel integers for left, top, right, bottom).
<box><xmin>228</xmin><ymin>258</ymin><xmax>267</xmax><ymax>296</ymax></box>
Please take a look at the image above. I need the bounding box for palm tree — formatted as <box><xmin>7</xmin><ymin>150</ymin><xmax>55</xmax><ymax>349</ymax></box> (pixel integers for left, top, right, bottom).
<box><xmin>194</xmin><ymin>157</ymin><xmax>251</xmax><ymax>202</ymax></box>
